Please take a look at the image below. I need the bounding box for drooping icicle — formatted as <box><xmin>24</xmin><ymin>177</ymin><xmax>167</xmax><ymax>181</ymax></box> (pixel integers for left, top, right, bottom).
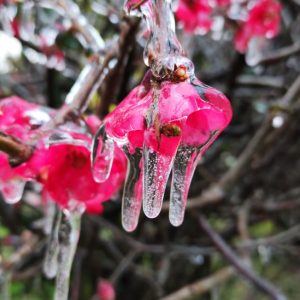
<box><xmin>91</xmin><ymin>124</ymin><xmax>115</xmax><ymax>183</ymax></box>
<box><xmin>54</xmin><ymin>210</ymin><xmax>82</xmax><ymax>300</ymax></box>
<box><xmin>0</xmin><ymin>178</ymin><xmax>26</xmax><ymax>204</ymax></box>
<box><xmin>143</xmin><ymin>135</ymin><xmax>180</xmax><ymax>218</ymax></box>
<box><xmin>122</xmin><ymin>147</ymin><xmax>143</xmax><ymax>232</ymax></box>
<box><xmin>169</xmin><ymin>146</ymin><xmax>199</xmax><ymax>226</ymax></box>
<box><xmin>142</xmin><ymin>84</ymin><xmax>181</xmax><ymax>218</ymax></box>
<box><xmin>43</xmin><ymin>206</ymin><xmax>62</xmax><ymax>279</ymax></box>
<box><xmin>169</xmin><ymin>127</ymin><xmax>220</xmax><ymax>226</ymax></box>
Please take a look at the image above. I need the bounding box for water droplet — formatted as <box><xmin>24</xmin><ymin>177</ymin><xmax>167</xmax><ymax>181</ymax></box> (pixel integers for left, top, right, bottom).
<box><xmin>91</xmin><ymin>124</ymin><xmax>115</xmax><ymax>183</ymax></box>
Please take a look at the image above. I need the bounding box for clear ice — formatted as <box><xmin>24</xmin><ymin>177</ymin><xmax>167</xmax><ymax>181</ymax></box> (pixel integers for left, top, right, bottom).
<box><xmin>54</xmin><ymin>210</ymin><xmax>81</xmax><ymax>300</ymax></box>
<box><xmin>122</xmin><ymin>148</ymin><xmax>143</xmax><ymax>232</ymax></box>
<box><xmin>91</xmin><ymin>124</ymin><xmax>115</xmax><ymax>183</ymax></box>
<box><xmin>43</xmin><ymin>207</ymin><xmax>62</xmax><ymax>279</ymax></box>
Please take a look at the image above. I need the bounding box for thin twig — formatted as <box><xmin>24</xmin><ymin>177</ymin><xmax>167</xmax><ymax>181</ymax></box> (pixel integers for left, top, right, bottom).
<box><xmin>255</xmin><ymin>43</ymin><xmax>300</xmax><ymax>65</ymax></box>
<box><xmin>161</xmin><ymin>267</ymin><xmax>234</xmax><ymax>300</ymax></box>
<box><xmin>198</xmin><ymin>215</ymin><xmax>287</xmax><ymax>300</ymax></box>
<box><xmin>0</xmin><ymin>131</ymin><xmax>33</xmax><ymax>166</ymax></box>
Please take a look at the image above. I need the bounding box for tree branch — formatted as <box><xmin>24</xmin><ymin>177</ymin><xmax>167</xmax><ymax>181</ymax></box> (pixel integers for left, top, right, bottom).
<box><xmin>198</xmin><ymin>215</ymin><xmax>287</xmax><ymax>300</ymax></box>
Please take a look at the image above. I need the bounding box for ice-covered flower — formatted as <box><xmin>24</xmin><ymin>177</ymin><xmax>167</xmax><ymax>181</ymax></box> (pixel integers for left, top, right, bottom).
<box><xmin>93</xmin><ymin>68</ymin><xmax>232</xmax><ymax>231</ymax></box>
<box><xmin>234</xmin><ymin>0</ymin><xmax>281</xmax><ymax>52</ymax></box>
<box><xmin>90</xmin><ymin>0</ymin><xmax>232</xmax><ymax>232</ymax></box>
<box><xmin>0</xmin><ymin>96</ymin><xmax>127</xmax><ymax>213</ymax></box>
<box><xmin>175</xmin><ymin>0</ymin><xmax>212</xmax><ymax>34</ymax></box>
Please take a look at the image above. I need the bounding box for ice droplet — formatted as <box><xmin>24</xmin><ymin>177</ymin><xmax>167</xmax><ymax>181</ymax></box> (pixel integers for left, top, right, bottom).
<box><xmin>122</xmin><ymin>147</ymin><xmax>143</xmax><ymax>232</ymax></box>
<box><xmin>54</xmin><ymin>210</ymin><xmax>81</xmax><ymax>300</ymax></box>
<box><xmin>43</xmin><ymin>206</ymin><xmax>62</xmax><ymax>279</ymax></box>
<box><xmin>169</xmin><ymin>146</ymin><xmax>200</xmax><ymax>226</ymax></box>
<box><xmin>0</xmin><ymin>178</ymin><xmax>26</xmax><ymax>204</ymax></box>
<box><xmin>91</xmin><ymin>124</ymin><xmax>115</xmax><ymax>183</ymax></box>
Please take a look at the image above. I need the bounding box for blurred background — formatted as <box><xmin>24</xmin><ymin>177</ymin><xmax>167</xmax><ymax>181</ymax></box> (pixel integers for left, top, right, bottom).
<box><xmin>0</xmin><ymin>0</ymin><xmax>300</xmax><ymax>299</ymax></box>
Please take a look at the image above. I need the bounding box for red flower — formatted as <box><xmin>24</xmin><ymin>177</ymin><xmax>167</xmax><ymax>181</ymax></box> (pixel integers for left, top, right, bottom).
<box><xmin>175</xmin><ymin>0</ymin><xmax>212</xmax><ymax>34</ymax></box>
<box><xmin>234</xmin><ymin>0</ymin><xmax>281</xmax><ymax>52</ymax></box>
<box><xmin>97</xmin><ymin>280</ymin><xmax>115</xmax><ymax>300</ymax></box>
<box><xmin>0</xmin><ymin>97</ymin><xmax>126</xmax><ymax>213</ymax></box>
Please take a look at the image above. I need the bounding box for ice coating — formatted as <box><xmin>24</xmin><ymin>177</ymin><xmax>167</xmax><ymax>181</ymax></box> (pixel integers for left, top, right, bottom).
<box><xmin>94</xmin><ymin>73</ymin><xmax>232</xmax><ymax>230</ymax></box>
<box><xmin>43</xmin><ymin>207</ymin><xmax>62</xmax><ymax>278</ymax></box>
<box><xmin>54</xmin><ymin>210</ymin><xmax>81</xmax><ymax>300</ymax></box>
<box><xmin>91</xmin><ymin>0</ymin><xmax>232</xmax><ymax>230</ymax></box>
<box><xmin>122</xmin><ymin>147</ymin><xmax>143</xmax><ymax>231</ymax></box>
<box><xmin>91</xmin><ymin>124</ymin><xmax>115</xmax><ymax>183</ymax></box>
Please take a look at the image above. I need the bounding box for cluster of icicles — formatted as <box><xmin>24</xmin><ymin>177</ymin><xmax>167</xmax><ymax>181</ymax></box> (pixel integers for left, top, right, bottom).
<box><xmin>91</xmin><ymin>0</ymin><xmax>232</xmax><ymax>232</ymax></box>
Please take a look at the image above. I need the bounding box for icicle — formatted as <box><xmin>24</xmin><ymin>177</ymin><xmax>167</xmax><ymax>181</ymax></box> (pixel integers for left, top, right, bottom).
<box><xmin>54</xmin><ymin>209</ymin><xmax>82</xmax><ymax>300</ymax></box>
<box><xmin>0</xmin><ymin>268</ymin><xmax>11</xmax><ymax>300</ymax></box>
<box><xmin>169</xmin><ymin>146</ymin><xmax>200</xmax><ymax>226</ymax></box>
<box><xmin>91</xmin><ymin>124</ymin><xmax>115</xmax><ymax>183</ymax></box>
<box><xmin>122</xmin><ymin>147</ymin><xmax>143</xmax><ymax>232</ymax></box>
<box><xmin>0</xmin><ymin>178</ymin><xmax>26</xmax><ymax>204</ymax></box>
<box><xmin>143</xmin><ymin>143</ymin><xmax>178</xmax><ymax>218</ymax></box>
<box><xmin>43</xmin><ymin>206</ymin><xmax>62</xmax><ymax>279</ymax></box>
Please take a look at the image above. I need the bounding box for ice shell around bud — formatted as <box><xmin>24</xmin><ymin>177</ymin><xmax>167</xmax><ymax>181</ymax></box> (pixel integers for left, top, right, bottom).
<box><xmin>103</xmin><ymin>71</ymin><xmax>232</xmax><ymax>230</ymax></box>
<box><xmin>91</xmin><ymin>124</ymin><xmax>115</xmax><ymax>183</ymax></box>
<box><xmin>0</xmin><ymin>178</ymin><xmax>26</xmax><ymax>204</ymax></box>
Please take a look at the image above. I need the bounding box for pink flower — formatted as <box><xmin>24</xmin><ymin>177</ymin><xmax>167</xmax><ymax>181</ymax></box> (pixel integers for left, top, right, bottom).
<box><xmin>0</xmin><ymin>96</ymin><xmax>127</xmax><ymax>213</ymax></box>
<box><xmin>234</xmin><ymin>0</ymin><xmax>281</xmax><ymax>52</ymax></box>
<box><xmin>97</xmin><ymin>68</ymin><xmax>232</xmax><ymax>231</ymax></box>
<box><xmin>97</xmin><ymin>280</ymin><xmax>115</xmax><ymax>300</ymax></box>
<box><xmin>215</xmin><ymin>0</ymin><xmax>231</xmax><ymax>6</ymax></box>
<box><xmin>176</xmin><ymin>0</ymin><xmax>212</xmax><ymax>34</ymax></box>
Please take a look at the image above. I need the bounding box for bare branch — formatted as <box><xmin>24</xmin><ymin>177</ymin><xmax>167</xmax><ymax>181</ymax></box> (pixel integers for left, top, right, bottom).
<box><xmin>0</xmin><ymin>131</ymin><xmax>33</xmax><ymax>166</ymax></box>
<box><xmin>161</xmin><ymin>267</ymin><xmax>234</xmax><ymax>300</ymax></box>
<box><xmin>198</xmin><ymin>215</ymin><xmax>287</xmax><ymax>300</ymax></box>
